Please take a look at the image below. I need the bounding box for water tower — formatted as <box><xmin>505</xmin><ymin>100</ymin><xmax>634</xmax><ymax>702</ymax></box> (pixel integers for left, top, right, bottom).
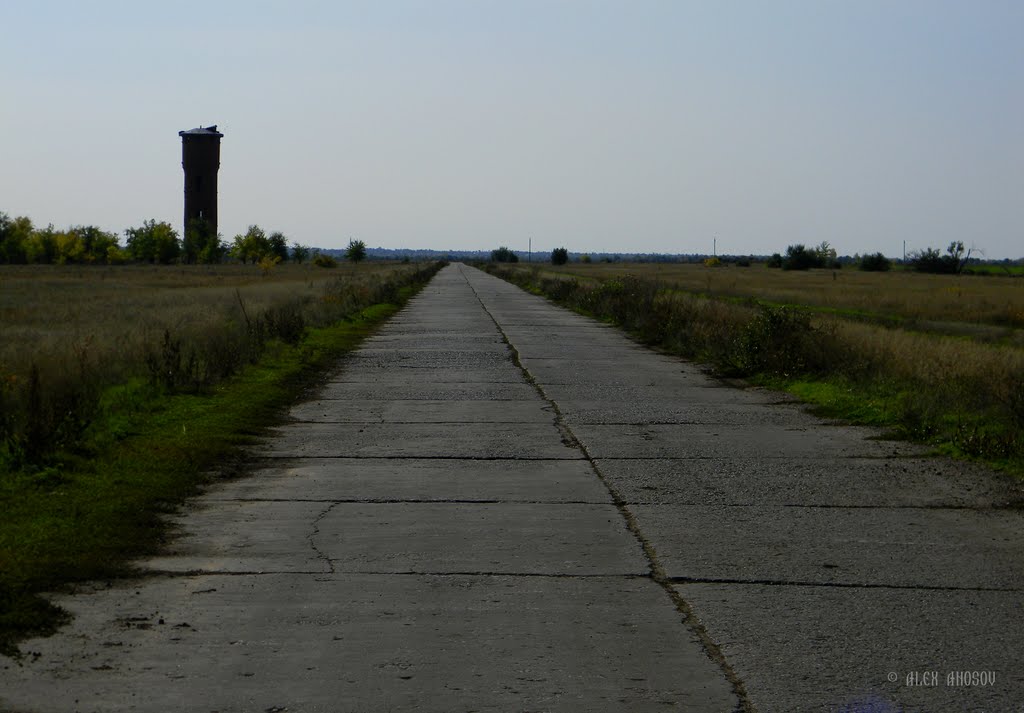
<box><xmin>179</xmin><ymin>125</ymin><xmax>223</xmax><ymax>237</ymax></box>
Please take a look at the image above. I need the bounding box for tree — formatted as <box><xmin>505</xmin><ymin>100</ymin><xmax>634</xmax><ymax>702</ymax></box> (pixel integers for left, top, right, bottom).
<box><xmin>551</xmin><ymin>247</ymin><xmax>569</xmax><ymax>265</ymax></box>
<box><xmin>230</xmin><ymin>225</ymin><xmax>271</xmax><ymax>264</ymax></box>
<box><xmin>815</xmin><ymin>241</ymin><xmax>838</xmax><ymax>268</ymax></box>
<box><xmin>779</xmin><ymin>242</ymin><xmax>840</xmax><ymax>271</ymax></box>
<box><xmin>183</xmin><ymin>218</ymin><xmax>224</xmax><ymax>264</ymax></box>
<box><xmin>782</xmin><ymin>244</ymin><xmax>820</xmax><ymax>271</ymax></box>
<box><xmin>909</xmin><ymin>242</ymin><xmax>971</xmax><ymax>274</ymax></box>
<box><xmin>125</xmin><ymin>219</ymin><xmax>180</xmax><ymax>264</ymax></box>
<box><xmin>63</xmin><ymin>225</ymin><xmax>120</xmax><ymax>263</ymax></box>
<box><xmin>291</xmin><ymin>243</ymin><xmax>310</xmax><ymax>264</ymax></box>
<box><xmin>946</xmin><ymin>240</ymin><xmax>972</xmax><ymax>274</ymax></box>
<box><xmin>268</xmin><ymin>231</ymin><xmax>289</xmax><ymax>262</ymax></box>
<box><xmin>490</xmin><ymin>246</ymin><xmax>518</xmax><ymax>263</ymax></box>
<box><xmin>0</xmin><ymin>213</ymin><xmax>33</xmax><ymax>264</ymax></box>
<box><xmin>25</xmin><ymin>226</ymin><xmax>59</xmax><ymax>264</ymax></box>
<box><xmin>346</xmin><ymin>238</ymin><xmax>367</xmax><ymax>263</ymax></box>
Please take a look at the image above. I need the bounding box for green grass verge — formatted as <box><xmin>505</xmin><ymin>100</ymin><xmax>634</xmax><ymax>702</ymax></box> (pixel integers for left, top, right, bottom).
<box><xmin>749</xmin><ymin>373</ymin><xmax>1022</xmax><ymax>477</ymax></box>
<box><xmin>0</xmin><ymin>300</ymin><xmax>406</xmax><ymax>657</ymax></box>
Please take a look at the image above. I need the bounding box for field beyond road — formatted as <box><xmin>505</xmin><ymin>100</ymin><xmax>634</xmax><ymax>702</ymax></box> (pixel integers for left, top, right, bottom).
<box><xmin>540</xmin><ymin>261</ymin><xmax>1024</xmax><ymax>334</ymax></box>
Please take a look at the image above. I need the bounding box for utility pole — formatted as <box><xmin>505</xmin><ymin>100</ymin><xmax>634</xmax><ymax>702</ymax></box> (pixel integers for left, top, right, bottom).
<box><xmin>529</xmin><ymin>237</ymin><xmax>532</xmax><ymax>263</ymax></box>
<box><xmin>713</xmin><ymin>236</ymin><xmax>717</xmax><ymax>257</ymax></box>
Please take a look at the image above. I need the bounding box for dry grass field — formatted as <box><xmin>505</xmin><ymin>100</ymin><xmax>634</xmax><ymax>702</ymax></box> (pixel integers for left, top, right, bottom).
<box><xmin>0</xmin><ymin>261</ymin><xmax>432</xmax><ymax>468</ymax></box>
<box><xmin>542</xmin><ymin>262</ymin><xmax>1024</xmax><ymax>331</ymax></box>
<box><xmin>0</xmin><ymin>262</ymin><xmax>401</xmax><ymax>384</ymax></box>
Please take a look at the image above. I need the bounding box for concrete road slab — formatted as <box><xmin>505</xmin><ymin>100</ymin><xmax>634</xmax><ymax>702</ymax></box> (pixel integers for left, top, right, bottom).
<box><xmin>343</xmin><ymin>349</ymin><xmax>512</xmax><ymax>369</ymax></box>
<box><xmin>316</xmin><ymin>503</ymin><xmax>647</xmax><ymax>575</ymax></box>
<box><xmin>596</xmin><ymin>457</ymin><xmax>1024</xmax><ymax>508</ymax></box>
<box><xmin>559</xmin><ymin>399</ymin><xmax>825</xmax><ymax>426</ymax></box>
<box><xmin>327</xmin><ymin>367</ymin><xmax>527</xmax><ymax>384</ymax></box>
<box><xmin>523</xmin><ymin>364</ymin><xmax>705</xmax><ymax>387</ymax></box>
<box><xmin>148</xmin><ymin>501</ymin><xmax>642</xmax><ymax>576</ymax></box>
<box><xmin>208</xmin><ymin>458</ymin><xmax>614</xmax><ymax>503</ymax></box>
<box><xmin>518</xmin><ymin>354</ymin><xmax>697</xmax><ymax>370</ymax></box>
<box><xmin>258</xmin><ymin>422</ymin><xmax>584</xmax><ymax>459</ymax></box>
<box><xmin>146</xmin><ymin>499</ymin><xmax>330</xmax><ymax>574</ymax></box>
<box><xmin>541</xmin><ymin>382</ymin><xmax>785</xmax><ymax>406</ymax></box>
<box><xmin>574</xmin><ymin>423</ymin><xmax>923</xmax><ymax>459</ymax></box>
<box><xmin>636</xmin><ymin>503</ymin><xmax>1024</xmax><ymax>589</ymax></box>
<box><xmin>315</xmin><ymin>381</ymin><xmax>539</xmax><ymax>400</ymax></box>
<box><xmin>676</xmin><ymin>583</ymin><xmax>1023</xmax><ymax>713</ymax></box>
<box><xmin>1</xmin><ymin>575</ymin><xmax>738</xmax><ymax>713</ymax></box>
<box><xmin>362</xmin><ymin>335</ymin><xmax>505</xmax><ymax>349</ymax></box>
<box><xmin>289</xmin><ymin>399</ymin><xmax>553</xmax><ymax>423</ymax></box>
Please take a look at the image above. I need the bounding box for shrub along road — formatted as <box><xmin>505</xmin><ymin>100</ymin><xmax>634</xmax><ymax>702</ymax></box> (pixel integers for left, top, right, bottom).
<box><xmin>2</xmin><ymin>264</ymin><xmax>1023</xmax><ymax>712</ymax></box>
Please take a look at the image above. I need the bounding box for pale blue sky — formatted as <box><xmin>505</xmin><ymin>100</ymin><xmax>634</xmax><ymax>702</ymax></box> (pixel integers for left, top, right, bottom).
<box><xmin>2</xmin><ymin>1</ymin><xmax>1021</xmax><ymax>257</ymax></box>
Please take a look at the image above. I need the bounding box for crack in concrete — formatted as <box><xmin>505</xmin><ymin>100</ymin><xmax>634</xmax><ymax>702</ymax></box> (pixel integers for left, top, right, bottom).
<box><xmin>461</xmin><ymin>265</ymin><xmax>754</xmax><ymax>713</ymax></box>
<box><xmin>308</xmin><ymin>501</ymin><xmax>340</xmax><ymax>575</ymax></box>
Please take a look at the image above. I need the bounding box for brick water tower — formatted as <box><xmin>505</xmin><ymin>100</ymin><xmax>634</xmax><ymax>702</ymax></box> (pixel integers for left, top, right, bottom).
<box><xmin>179</xmin><ymin>125</ymin><xmax>223</xmax><ymax>236</ymax></box>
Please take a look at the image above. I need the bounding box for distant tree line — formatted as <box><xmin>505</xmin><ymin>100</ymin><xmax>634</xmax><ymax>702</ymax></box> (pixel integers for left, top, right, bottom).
<box><xmin>763</xmin><ymin>240</ymin><xmax>980</xmax><ymax>274</ymax></box>
<box><xmin>0</xmin><ymin>212</ymin><xmax>316</xmax><ymax>266</ymax></box>
<box><xmin>907</xmin><ymin>241</ymin><xmax>972</xmax><ymax>275</ymax></box>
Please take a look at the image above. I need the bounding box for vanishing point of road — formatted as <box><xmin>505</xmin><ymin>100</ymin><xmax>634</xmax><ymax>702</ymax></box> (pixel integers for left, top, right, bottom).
<box><xmin>3</xmin><ymin>264</ymin><xmax>1022</xmax><ymax>712</ymax></box>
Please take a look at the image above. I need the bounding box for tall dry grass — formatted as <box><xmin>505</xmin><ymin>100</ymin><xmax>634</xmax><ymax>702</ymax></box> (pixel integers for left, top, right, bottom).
<box><xmin>544</xmin><ymin>263</ymin><xmax>1024</xmax><ymax>330</ymax></box>
<box><xmin>0</xmin><ymin>262</ymin><xmax>439</xmax><ymax>467</ymax></box>
<box><xmin>0</xmin><ymin>263</ymin><xmax>401</xmax><ymax>382</ymax></box>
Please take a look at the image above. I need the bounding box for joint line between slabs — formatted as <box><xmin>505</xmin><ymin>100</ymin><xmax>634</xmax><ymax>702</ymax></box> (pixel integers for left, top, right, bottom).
<box><xmin>205</xmin><ymin>498</ymin><xmax>615</xmax><ymax>505</ymax></box>
<box><xmin>669</xmin><ymin>576</ymin><xmax>1022</xmax><ymax>593</ymax></box>
<box><xmin>252</xmin><ymin>455</ymin><xmax>587</xmax><ymax>461</ymax></box>
<box><xmin>461</xmin><ymin>264</ymin><xmax>754</xmax><ymax>713</ymax></box>
<box><xmin>150</xmin><ymin>570</ymin><xmax>654</xmax><ymax>579</ymax></box>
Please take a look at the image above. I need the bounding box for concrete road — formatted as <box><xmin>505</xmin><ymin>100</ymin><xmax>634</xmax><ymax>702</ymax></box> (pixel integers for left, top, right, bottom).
<box><xmin>3</xmin><ymin>263</ymin><xmax>1023</xmax><ymax>713</ymax></box>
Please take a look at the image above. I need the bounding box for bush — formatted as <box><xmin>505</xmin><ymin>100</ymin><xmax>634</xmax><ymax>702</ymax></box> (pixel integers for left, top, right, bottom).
<box><xmin>551</xmin><ymin>247</ymin><xmax>568</xmax><ymax>265</ymax></box>
<box><xmin>859</xmin><ymin>252</ymin><xmax>891</xmax><ymax>272</ymax></box>
<box><xmin>782</xmin><ymin>241</ymin><xmax>839</xmax><ymax>270</ymax></box>
<box><xmin>782</xmin><ymin>244</ymin><xmax>821</xmax><ymax>271</ymax></box>
<box><xmin>491</xmin><ymin>246</ymin><xmax>519</xmax><ymax>263</ymax></box>
<box><xmin>313</xmin><ymin>253</ymin><xmax>338</xmax><ymax>268</ymax></box>
<box><xmin>766</xmin><ymin>253</ymin><xmax>783</xmax><ymax>269</ymax></box>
